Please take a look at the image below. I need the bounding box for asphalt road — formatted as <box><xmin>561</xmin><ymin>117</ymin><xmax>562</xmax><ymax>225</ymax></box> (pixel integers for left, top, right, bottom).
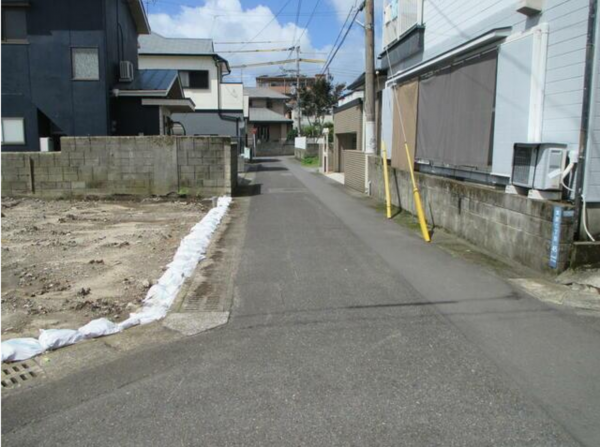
<box><xmin>3</xmin><ymin>157</ymin><xmax>600</xmax><ymax>446</ymax></box>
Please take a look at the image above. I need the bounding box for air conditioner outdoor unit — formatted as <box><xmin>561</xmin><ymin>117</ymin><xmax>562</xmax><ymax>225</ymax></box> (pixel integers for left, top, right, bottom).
<box><xmin>119</xmin><ymin>60</ymin><xmax>134</xmax><ymax>82</ymax></box>
<box><xmin>517</xmin><ymin>0</ymin><xmax>544</xmax><ymax>16</ymax></box>
<box><xmin>40</xmin><ymin>137</ymin><xmax>54</xmax><ymax>152</ymax></box>
<box><xmin>511</xmin><ymin>143</ymin><xmax>567</xmax><ymax>190</ymax></box>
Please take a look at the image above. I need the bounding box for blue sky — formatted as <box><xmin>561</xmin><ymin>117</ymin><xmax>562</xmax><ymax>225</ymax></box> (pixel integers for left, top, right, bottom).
<box><xmin>143</xmin><ymin>0</ymin><xmax>381</xmax><ymax>86</ymax></box>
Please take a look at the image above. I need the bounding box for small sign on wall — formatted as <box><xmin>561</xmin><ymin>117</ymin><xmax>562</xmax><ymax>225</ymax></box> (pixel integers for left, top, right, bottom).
<box><xmin>549</xmin><ymin>206</ymin><xmax>562</xmax><ymax>269</ymax></box>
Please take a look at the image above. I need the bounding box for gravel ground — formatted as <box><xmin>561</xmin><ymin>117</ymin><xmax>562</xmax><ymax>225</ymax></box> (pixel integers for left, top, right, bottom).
<box><xmin>1</xmin><ymin>197</ymin><xmax>208</xmax><ymax>339</ymax></box>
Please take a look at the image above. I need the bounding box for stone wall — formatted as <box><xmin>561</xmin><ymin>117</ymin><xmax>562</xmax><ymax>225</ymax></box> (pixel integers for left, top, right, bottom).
<box><xmin>368</xmin><ymin>156</ymin><xmax>576</xmax><ymax>273</ymax></box>
<box><xmin>255</xmin><ymin>141</ymin><xmax>295</xmax><ymax>157</ymax></box>
<box><xmin>1</xmin><ymin>136</ymin><xmax>236</xmax><ymax>198</ymax></box>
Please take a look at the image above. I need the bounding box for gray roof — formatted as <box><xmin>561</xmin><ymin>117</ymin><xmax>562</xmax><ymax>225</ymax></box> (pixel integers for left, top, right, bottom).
<box><xmin>248</xmin><ymin>107</ymin><xmax>293</xmax><ymax>123</ymax></box>
<box><xmin>139</xmin><ymin>33</ymin><xmax>214</xmax><ymax>55</ymax></box>
<box><xmin>244</xmin><ymin>87</ymin><xmax>289</xmax><ymax>100</ymax></box>
<box><xmin>116</xmin><ymin>69</ymin><xmax>178</xmax><ymax>93</ymax></box>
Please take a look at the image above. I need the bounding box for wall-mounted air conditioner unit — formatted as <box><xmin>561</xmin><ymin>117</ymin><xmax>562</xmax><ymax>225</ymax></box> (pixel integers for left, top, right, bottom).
<box><xmin>511</xmin><ymin>143</ymin><xmax>567</xmax><ymax>190</ymax></box>
<box><xmin>40</xmin><ymin>137</ymin><xmax>54</xmax><ymax>152</ymax></box>
<box><xmin>119</xmin><ymin>61</ymin><xmax>134</xmax><ymax>82</ymax></box>
<box><xmin>517</xmin><ymin>0</ymin><xmax>544</xmax><ymax>16</ymax></box>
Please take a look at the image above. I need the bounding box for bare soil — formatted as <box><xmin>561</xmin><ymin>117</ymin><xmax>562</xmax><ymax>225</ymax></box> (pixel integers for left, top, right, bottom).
<box><xmin>1</xmin><ymin>197</ymin><xmax>209</xmax><ymax>339</ymax></box>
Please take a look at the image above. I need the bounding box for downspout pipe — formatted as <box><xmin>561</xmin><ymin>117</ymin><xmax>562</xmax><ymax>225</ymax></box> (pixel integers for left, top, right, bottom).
<box><xmin>574</xmin><ymin>0</ymin><xmax>598</xmax><ymax>240</ymax></box>
<box><xmin>217</xmin><ymin>59</ymin><xmax>242</xmax><ymax>152</ymax></box>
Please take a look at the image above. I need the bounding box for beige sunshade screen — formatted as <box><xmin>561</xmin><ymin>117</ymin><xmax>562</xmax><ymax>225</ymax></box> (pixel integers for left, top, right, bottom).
<box><xmin>391</xmin><ymin>79</ymin><xmax>419</xmax><ymax>171</ymax></box>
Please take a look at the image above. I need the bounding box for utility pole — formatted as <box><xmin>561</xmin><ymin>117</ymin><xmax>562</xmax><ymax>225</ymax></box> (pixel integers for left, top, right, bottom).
<box><xmin>364</xmin><ymin>0</ymin><xmax>376</xmax><ymax>154</ymax></box>
<box><xmin>296</xmin><ymin>45</ymin><xmax>302</xmax><ymax>136</ymax></box>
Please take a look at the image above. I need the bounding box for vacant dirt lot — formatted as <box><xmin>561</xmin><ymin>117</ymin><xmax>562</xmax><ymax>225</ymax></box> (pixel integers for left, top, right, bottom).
<box><xmin>1</xmin><ymin>197</ymin><xmax>208</xmax><ymax>339</ymax></box>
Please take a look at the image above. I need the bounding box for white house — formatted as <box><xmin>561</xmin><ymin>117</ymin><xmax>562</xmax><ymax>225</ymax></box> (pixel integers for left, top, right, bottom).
<box><xmin>379</xmin><ymin>0</ymin><xmax>600</xmax><ymax>241</ymax></box>
<box><xmin>138</xmin><ymin>33</ymin><xmax>244</xmax><ymax>145</ymax></box>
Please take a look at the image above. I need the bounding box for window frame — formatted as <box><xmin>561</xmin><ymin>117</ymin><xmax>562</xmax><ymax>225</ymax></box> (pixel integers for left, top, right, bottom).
<box><xmin>1</xmin><ymin>117</ymin><xmax>26</xmax><ymax>145</ymax></box>
<box><xmin>179</xmin><ymin>71</ymin><xmax>190</xmax><ymax>88</ymax></box>
<box><xmin>383</xmin><ymin>0</ymin><xmax>424</xmax><ymax>50</ymax></box>
<box><xmin>1</xmin><ymin>6</ymin><xmax>28</xmax><ymax>44</ymax></box>
<box><xmin>71</xmin><ymin>47</ymin><xmax>100</xmax><ymax>81</ymax></box>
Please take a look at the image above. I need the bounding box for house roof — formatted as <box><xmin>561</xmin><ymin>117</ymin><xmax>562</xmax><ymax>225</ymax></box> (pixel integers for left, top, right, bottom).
<box><xmin>139</xmin><ymin>33</ymin><xmax>215</xmax><ymax>55</ymax></box>
<box><xmin>248</xmin><ymin>107</ymin><xmax>293</xmax><ymax>123</ymax></box>
<box><xmin>126</xmin><ymin>0</ymin><xmax>151</xmax><ymax>35</ymax></box>
<box><xmin>346</xmin><ymin>67</ymin><xmax>388</xmax><ymax>92</ymax></box>
<box><xmin>114</xmin><ymin>69</ymin><xmax>181</xmax><ymax>98</ymax></box>
<box><xmin>244</xmin><ymin>87</ymin><xmax>289</xmax><ymax>100</ymax></box>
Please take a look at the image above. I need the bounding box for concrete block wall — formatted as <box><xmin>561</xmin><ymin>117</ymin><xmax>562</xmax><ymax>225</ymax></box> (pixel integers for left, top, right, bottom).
<box><xmin>2</xmin><ymin>136</ymin><xmax>236</xmax><ymax>198</ymax></box>
<box><xmin>294</xmin><ymin>144</ymin><xmax>320</xmax><ymax>161</ymax></box>
<box><xmin>255</xmin><ymin>141</ymin><xmax>295</xmax><ymax>157</ymax></box>
<box><xmin>368</xmin><ymin>156</ymin><xmax>576</xmax><ymax>273</ymax></box>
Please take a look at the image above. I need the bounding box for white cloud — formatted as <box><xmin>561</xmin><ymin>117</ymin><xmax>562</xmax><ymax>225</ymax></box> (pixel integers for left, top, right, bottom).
<box><xmin>148</xmin><ymin>0</ymin><xmax>365</xmax><ymax>86</ymax></box>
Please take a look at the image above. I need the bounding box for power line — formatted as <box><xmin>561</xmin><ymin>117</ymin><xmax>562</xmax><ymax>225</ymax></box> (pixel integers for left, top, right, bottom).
<box><xmin>235</xmin><ymin>0</ymin><xmax>295</xmax><ymax>53</ymax></box>
<box><xmin>291</xmin><ymin>0</ymin><xmax>303</xmax><ymax>48</ymax></box>
<box><xmin>214</xmin><ymin>40</ymin><xmax>293</xmax><ymax>45</ymax></box>
<box><xmin>218</xmin><ymin>47</ymin><xmax>295</xmax><ymax>54</ymax></box>
<box><xmin>148</xmin><ymin>0</ymin><xmax>347</xmax><ymax>16</ymax></box>
<box><xmin>321</xmin><ymin>1</ymin><xmax>365</xmax><ymax>74</ymax></box>
<box><xmin>294</xmin><ymin>0</ymin><xmax>323</xmax><ymax>48</ymax></box>
<box><xmin>321</xmin><ymin>4</ymin><xmax>355</xmax><ymax>73</ymax></box>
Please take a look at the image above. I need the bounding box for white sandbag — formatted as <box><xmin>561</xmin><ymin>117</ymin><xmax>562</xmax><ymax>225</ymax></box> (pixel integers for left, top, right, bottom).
<box><xmin>78</xmin><ymin>318</ymin><xmax>122</xmax><ymax>339</ymax></box>
<box><xmin>121</xmin><ymin>196</ymin><xmax>233</xmax><ymax>327</ymax></box>
<box><xmin>118</xmin><ymin>316</ymin><xmax>141</xmax><ymax>331</ymax></box>
<box><xmin>0</xmin><ymin>196</ymin><xmax>232</xmax><ymax>362</ymax></box>
<box><xmin>39</xmin><ymin>329</ymin><xmax>84</xmax><ymax>351</ymax></box>
<box><xmin>1</xmin><ymin>338</ymin><xmax>44</xmax><ymax>362</ymax></box>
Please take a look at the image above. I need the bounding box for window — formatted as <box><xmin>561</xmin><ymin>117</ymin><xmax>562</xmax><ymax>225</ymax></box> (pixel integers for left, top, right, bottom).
<box><xmin>72</xmin><ymin>48</ymin><xmax>99</xmax><ymax>80</ymax></box>
<box><xmin>1</xmin><ymin>7</ymin><xmax>27</xmax><ymax>42</ymax></box>
<box><xmin>179</xmin><ymin>71</ymin><xmax>190</xmax><ymax>88</ymax></box>
<box><xmin>179</xmin><ymin>70</ymin><xmax>208</xmax><ymax>89</ymax></box>
<box><xmin>383</xmin><ymin>0</ymin><xmax>423</xmax><ymax>48</ymax></box>
<box><xmin>1</xmin><ymin>118</ymin><xmax>26</xmax><ymax>145</ymax></box>
<box><xmin>189</xmin><ymin>71</ymin><xmax>209</xmax><ymax>89</ymax></box>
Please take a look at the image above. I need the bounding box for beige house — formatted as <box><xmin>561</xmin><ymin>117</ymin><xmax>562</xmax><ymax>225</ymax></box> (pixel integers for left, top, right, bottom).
<box><xmin>244</xmin><ymin>87</ymin><xmax>293</xmax><ymax>155</ymax></box>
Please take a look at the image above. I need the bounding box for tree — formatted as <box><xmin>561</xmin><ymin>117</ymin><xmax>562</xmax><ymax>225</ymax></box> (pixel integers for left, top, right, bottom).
<box><xmin>298</xmin><ymin>75</ymin><xmax>345</xmax><ymax>136</ymax></box>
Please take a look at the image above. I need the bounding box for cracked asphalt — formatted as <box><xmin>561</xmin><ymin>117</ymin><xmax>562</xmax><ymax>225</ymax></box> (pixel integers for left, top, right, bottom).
<box><xmin>2</xmin><ymin>157</ymin><xmax>599</xmax><ymax>446</ymax></box>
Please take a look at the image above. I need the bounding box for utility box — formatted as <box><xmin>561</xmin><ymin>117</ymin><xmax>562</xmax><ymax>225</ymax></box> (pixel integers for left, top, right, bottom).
<box><xmin>40</xmin><ymin>137</ymin><xmax>54</xmax><ymax>152</ymax></box>
<box><xmin>517</xmin><ymin>0</ymin><xmax>544</xmax><ymax>16</ymax></box>
<box><xmin>511</xmin><ymin>142</ymin><xmax>567</xmax><ymax>190</ymax></box>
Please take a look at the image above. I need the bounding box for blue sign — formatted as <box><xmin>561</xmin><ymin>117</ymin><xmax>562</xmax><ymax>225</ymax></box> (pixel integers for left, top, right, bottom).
<box><xmin>549</xmin><ymin>206</ymin><xmax>562</xmax><ymax>269</ymax></box>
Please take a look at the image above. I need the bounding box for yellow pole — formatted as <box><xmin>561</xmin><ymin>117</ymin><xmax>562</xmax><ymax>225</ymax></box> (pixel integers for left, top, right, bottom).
<box><xmin>404</xmin><ymin>141</ymin><xmax>431</xmax><ymax>242</ymax></box>
<box><xmin>381</xmin><ymin>142</ymin><xmax>392</xmax><ymax>219</ymax></box>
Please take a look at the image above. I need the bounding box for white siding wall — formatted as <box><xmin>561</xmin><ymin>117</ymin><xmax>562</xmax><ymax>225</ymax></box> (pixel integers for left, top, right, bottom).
<box><xmin>220</xmin><ymin>83</ymin><xmax>243</xmax><ymax>110</ymax></box>
<box><xmin>585</xmin><ymin>7</ymin><xmax>600</xmax><ymax>202</ymax></box>
<box><xmin>411</xmin><ymin>0</ymin><xmax>589</xmax><ymax>148</ymax></box>
<box><xmin>385</xmin><ymin>0</ymin><xmax>591</xmax><ymax>193</ymax></box>
<box><xmin>139</xmin><ymin>55</ymin><xmax>220</xmax><ymax>110</ymax></box>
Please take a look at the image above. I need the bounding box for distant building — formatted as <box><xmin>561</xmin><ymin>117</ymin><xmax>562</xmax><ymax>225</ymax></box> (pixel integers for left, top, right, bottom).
<box><xmin>1</xmin><ymin>0</ymin><xmax>191</xmax><ymax>152</ymax></box>
<box><xmin>243</xmin><ymin>87</ymin><xmax>293</xmax><ymax>155</ymax></box>
<box><xmin>255</xmin><ymin>73</ymin><xmax>325</xmax><ymax>97</ymax></box>
<box><xmin>255</xmin><ymin>73</ymin><xmax>332</xmax><ymax>130</ymax></box>
<box><xmin>138</xmin><ymin>33</ymin><xmax>244</xmax><ymax>146</ymax></box>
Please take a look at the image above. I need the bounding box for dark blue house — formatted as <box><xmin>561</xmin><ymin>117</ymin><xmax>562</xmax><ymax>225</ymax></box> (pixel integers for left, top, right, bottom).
<box><xmin>1</xmin><ymin>0</ymin><xmax>194</xmax><ymax>152</ymax></box>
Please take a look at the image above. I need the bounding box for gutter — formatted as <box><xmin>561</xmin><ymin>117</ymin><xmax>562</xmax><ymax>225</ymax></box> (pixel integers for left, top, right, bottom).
<box><xmin>217</xmin><ymin>63</ymin><xmax>242</xmax><ymax>148</ymax></box>
<box><xmin>574</xmin><ymin>0</ymin><xmax>598</xmax><ymax>240</ymax></box>
<box><xmin>112</xmin><ymin>89</ymin><xmax>168</xmax><ymax>97</ymax></box>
